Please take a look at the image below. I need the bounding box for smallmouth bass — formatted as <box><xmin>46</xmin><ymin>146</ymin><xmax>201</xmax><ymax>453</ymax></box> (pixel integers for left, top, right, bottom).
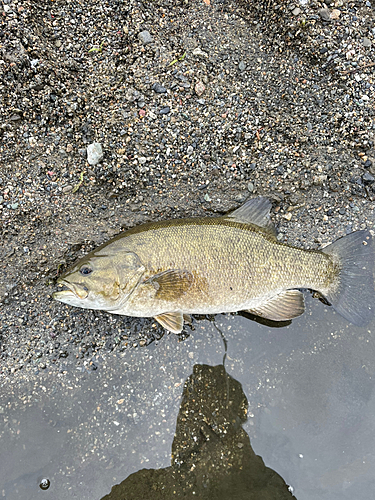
<box><xmin>53</xmin><ymin>197</ymin><xmax>374</xmax><ymax>332</ymax></box>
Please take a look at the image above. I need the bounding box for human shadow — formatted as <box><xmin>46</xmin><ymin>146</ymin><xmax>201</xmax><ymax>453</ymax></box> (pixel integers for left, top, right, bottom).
<box><xmin>101</xmin><ymin>364</ymin><xmax>296</xmax><ymax>500</ymax></box>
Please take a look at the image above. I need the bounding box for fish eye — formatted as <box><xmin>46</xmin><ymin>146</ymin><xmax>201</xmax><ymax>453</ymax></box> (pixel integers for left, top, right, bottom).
<box><xmin>80</xmin><ymin>266</ymin><xmax>93</xmax><ymax>275</ymax></box>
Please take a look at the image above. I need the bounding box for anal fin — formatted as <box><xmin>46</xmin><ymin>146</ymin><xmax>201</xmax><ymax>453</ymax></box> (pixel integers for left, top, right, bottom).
<box><xmin>244</xmin><ymin>290</ymin><xmax>305</xmax><ymax>322</ymax></box>
<box><xmin>155</xmin><ymin>312</ymin><xmax>184</xmax><ymax>333</ymax></box>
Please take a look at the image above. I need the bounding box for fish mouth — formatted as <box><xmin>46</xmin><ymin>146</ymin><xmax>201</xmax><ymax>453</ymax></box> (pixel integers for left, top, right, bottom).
<box><xmin>53</xmin><ymin>279</ymin><xmax>89</xmax><ymax>300</ymax></box>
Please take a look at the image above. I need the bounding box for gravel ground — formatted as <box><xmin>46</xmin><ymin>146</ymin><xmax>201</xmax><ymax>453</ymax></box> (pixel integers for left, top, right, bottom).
<box><xmin>1</xmin><ymin>0</ymin><xmax>375</xmax><ymax>379</ymax></box>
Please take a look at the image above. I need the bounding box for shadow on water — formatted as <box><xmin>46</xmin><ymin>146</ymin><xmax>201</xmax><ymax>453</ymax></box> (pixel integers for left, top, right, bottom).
<box><xmin>101</xmin><ymin>363</ymin><xmax>295</xmax><ymax>500</ymax></box>
<box><xmin>1</xmin><ymin>294</ymin><xmax>375</xmax><ymax>499</ymax></box>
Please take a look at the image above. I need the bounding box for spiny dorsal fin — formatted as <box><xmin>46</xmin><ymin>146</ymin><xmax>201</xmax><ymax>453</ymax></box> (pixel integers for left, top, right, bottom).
<box><xmin>155</xmin><ymin>312</ymin><xmax>184</xmax><ymax>333</ymax></box>
<box><xmin>145</xmin><ymin>269</ymin><xmax>194</xmax><ymax>301</ymax></box>
<box><xmin>244</xmin><ymin>290</ymin><xmax>305</xmax><ymax>322</ymax></box>
<box><xmin>224</xmin><ymin>197</ymin><xmax>276</xmax><ymax>236</ymax></box>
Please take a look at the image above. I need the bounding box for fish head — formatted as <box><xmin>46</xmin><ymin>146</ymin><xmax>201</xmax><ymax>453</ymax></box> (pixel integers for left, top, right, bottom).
<box><xmin>53</xmin><ymin>250</ymin><xmax>145</xmax><ymax>311</ymax></box>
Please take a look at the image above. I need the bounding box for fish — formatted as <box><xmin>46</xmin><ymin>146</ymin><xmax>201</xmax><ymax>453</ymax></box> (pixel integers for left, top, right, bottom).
<box><xmin>53</xmin><ymin>197</ymin><xmax>374</xmax><ymax>332</ymax></box>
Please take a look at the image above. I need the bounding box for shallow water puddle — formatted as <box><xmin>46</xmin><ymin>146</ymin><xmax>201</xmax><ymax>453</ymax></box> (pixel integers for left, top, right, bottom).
<box><xmin>1</xmin><ymin>295</ymin><xmax>375</xmax><ymax>499</ymax></box>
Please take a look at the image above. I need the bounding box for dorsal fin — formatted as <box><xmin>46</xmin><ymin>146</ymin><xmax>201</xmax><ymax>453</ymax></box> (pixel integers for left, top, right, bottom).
<box><xmin>224</xmin><ymin>197</ymin><xmax>276</xmax><ymax>236</ymax></box>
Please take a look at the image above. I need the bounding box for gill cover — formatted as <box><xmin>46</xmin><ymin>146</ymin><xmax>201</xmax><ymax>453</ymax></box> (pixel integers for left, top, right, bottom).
<box><xmin>53</xmin><ymin>251</ymin><xmax>145</xmax><ymax>311</ymax></box>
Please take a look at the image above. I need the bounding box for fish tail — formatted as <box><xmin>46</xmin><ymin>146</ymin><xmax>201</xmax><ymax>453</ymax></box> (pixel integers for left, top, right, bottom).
<box><xmin>322</xmin><ymin>230</ymin><xmax>374</xmax><ymax>326</ymax></box>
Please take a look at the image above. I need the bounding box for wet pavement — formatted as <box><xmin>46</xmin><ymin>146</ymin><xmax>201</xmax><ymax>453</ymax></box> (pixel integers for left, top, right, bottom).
<box><xmin>1</xmin><ymin>294</ymin><xmax>375</xmax><ymax>499</ymax></box>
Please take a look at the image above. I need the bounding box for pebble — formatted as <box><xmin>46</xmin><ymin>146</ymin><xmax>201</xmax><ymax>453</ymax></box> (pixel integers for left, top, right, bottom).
<box><xmin>159</xmin><ymin>107</ymin><xmax>170</xmax><ymax>115</ymax></box>
<box><xmin>292</xmin><ymin>7</ymin><xmax>301</xmax><ymax>16</ymax></box>
<box><xmin>330</xmin><ymin>9</ymin><xmax>341</xmax><ymax>20</ymax></box>
<box><xmin>247</xmin><ymin>182</ymin><xmax>254</xmax><ymax>193</ymax></box>
<box><xmin>152</xmin><ymin>83</ymin><xmax>167</xmax><ymax>93</ymax></box>
<box><xmin>63</xmin><ymin>185</ymin><xmax>73</xmax><ymax>194</ymax></box>
<box><xmin>87</xmin><ymin>142</ymin><xmax>103</xmax><ymax>165</ymax></box>
<box><xmin>362</xmin><ymin>172</ymin><xmax>374</xmax><ymax>184</ymax></box>
<box><xmin>194</xmin><ymin>81</ymin><xmax>205</xmax><ymax>96</ymax></box>
<box><xmin>362</xmin><ymin>37</ymin><xmax>372</xmax><ymax>47</ymax></box>
<box><xmin>138</xmin><ymin>30</ymin><xmax>153</xmax><ymax>44</ymax></box>
<box><xmin>318</xmin><ymin>8</ymin><xmax>331</xmax><ymax>21</ymax></box>
<box><xmin>238</xmin><ymin>61</ymin><xmax>246</xmax><ymax>71</ymax></box>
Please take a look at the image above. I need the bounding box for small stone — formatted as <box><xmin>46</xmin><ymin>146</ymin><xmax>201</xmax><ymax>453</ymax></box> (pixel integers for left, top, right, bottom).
<box><xmin>66</xmin><ymin>144</ymin><xmax>73</xmax><ymax>153</ymax></box>
<box><xmin>55</xmin><ymin>40</ymin><xmax>62</xmax><ymax>48</ymax></box>
<box><xmin>63</xmin><ymin>185</ymin><xmax>73</xmax><ymax>193</ymax></box>
<box><xmin>152</xmin><ymin>82</ymin><xmax>167</xmax><ymax>93</ymax></box>
<box><xmin>362</xmin><ymin>37</ymin><xmax>372</xmax><ymax>48</ymax></box>
<box><xmin>318</xmin><ymin>8</ymin><xmax>331</xmax><ymax>21</ymax></box>
<box><xmin>87</xmin><ymin>142</ymin><xmax>103</xmax><ymax>165</ymax></box>
<box><xmin>194</xmin><ymin>81</ymin><xmax>205</xmax><ymax>96</ymax></box>
<box><xmin>28</xmin><ymin>136</ymin><xmax>37</xmax><ymax>147</ymax></box>
<box><xmin>139</xmin><ymin>109</ymin><xmax>146</xmax><ymax>117</ymax></box>
<box><xmin>11</xmin><ymin>203</ymin><xmax>19</xmax><ymax>210</ymax></box>
<box><xmin>330</xmin><ymin>9</ymin><xmax>341</xmax><ymax>20</ymax></box>
<box><xmin>192</xmin><ymin>47</ymin><xmax>208</xmax><ymax>57</ymax></box>
<box><xmin>238</xmin><ymin>61</ymin><xmax>246</xmax><ymax>71</ymax></box>
<box><xmin>204</xmin><ymin>193</ymin><xmax>211</xmax><ymax>202</ymax></box>
<box><xmin>362</xmin><ymin>172</ymin><xmax>374</xmax><ymax>184</ymax></box>
<box><xmin>292</xmin><ymin>7</ymin><xmax>301</xmax><ymax>15</ymax></box>
<box><xmin>78</xmin><ymin>148</ymin><xmax>87</xmax><ymax>157</ymax></box>
<box><xmin>159</xmin><ymin>106</ymin><xmax>170</xmax><ymax>115</ymax></box>
<box><xmin>247</xmin><ymin>182</ymin><xmax>254</xmax><ymax>192</ymax></box>
<box><xmin>0</xmin><ymin>196</ymin><xmax>3</xmax><ymax>203</ymax></box>
<box><xmin>364</xmin><ymin>160</ymin><xmax>373</xmax><ymax>168</ymax></box>
<box><xmin>346</xmin><ymin>49</ymin><xmax>355</xmax><ymax>60</ymax></box>
<box><xmin>138</xmin><ymin>30</ymin><xmax>153</xmax><ymax>44</ymax></box>
<box><xmin>10</xmin><ymin>114</ymin><xmax>21</xmax><ymax>121</ymax></box>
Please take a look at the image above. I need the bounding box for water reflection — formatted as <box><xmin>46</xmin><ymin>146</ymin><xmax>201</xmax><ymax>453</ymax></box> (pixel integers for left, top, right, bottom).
<box><xmin>102</xmin><ymin>364</ymin><xmax>295</xmax><ymax>500</ymax></box>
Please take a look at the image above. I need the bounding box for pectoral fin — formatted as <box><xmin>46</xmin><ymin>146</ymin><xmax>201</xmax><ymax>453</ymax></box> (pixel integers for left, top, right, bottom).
<box><xmin>145</xmin><ymin>269</ymin><xmax>194</xmax><ymax>301</ymax></box>
<box><xmin>244</xmin><ymin>290</ymin><xmax>305</xmax><ymax>321</ymax></box>
<box><xmin>155</xmin><ymin>312</ymin><xmax>184</xmax><ymax>333</ymax></box>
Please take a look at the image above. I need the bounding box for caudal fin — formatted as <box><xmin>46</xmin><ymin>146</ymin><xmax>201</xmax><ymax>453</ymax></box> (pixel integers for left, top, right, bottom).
<box><xmin>323</xmin><ymin>230</ymin><xmax>374</xmax><ymax>327</ymax></box>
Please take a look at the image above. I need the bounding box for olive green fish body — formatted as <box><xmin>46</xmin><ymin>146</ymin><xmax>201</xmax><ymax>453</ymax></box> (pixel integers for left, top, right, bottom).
<box><xmin>110</xmin><ymin>219</ymin><xmax>331</xmax><ymax>316</ymax></box>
